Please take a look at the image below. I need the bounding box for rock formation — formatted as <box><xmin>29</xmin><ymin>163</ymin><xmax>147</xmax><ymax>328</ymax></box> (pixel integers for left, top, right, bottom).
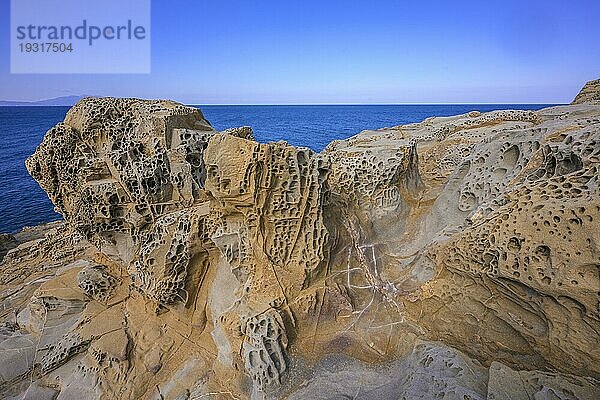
<box><xmin>572</xmin><ymin>78</ymin><xmax>600</xmax><ymax>104</ymax></box>
<box><xmin>1</xmin><ymin>79</ymin><xmax>599</xmax><ymax>399</ymax></box>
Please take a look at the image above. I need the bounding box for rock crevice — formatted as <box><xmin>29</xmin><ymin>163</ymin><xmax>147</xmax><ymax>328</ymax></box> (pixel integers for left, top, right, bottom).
<box><xmin>0</xmin><ymin>81</ymin><xmax>599</xmax><ymax>399</ymax></box>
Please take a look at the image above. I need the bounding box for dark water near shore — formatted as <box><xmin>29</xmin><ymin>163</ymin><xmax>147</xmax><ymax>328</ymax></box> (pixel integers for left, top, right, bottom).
<box><xmin>0</xmin><ymin>104</ymin><xmax>555</xmax><ymax>233</ymax></box>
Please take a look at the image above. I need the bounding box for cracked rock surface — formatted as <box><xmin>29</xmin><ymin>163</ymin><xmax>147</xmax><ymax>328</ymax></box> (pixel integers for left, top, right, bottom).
<box><xmin>1</xmin><ymin>80</ymin><xmax>599</xmax><ymax>399</ymax></box>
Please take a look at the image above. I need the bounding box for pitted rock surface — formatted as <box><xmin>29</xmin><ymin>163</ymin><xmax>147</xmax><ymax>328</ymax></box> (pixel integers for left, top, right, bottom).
<box><xmin>0</xmin><ymin>81</ymin><xmax>599</xmax><ymax>399</ymax></box>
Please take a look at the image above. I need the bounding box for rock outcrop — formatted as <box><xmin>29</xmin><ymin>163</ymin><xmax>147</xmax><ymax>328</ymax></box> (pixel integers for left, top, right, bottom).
<box><xmin>572</xmin><ymin>78</ymin><xmax>600</xmax><ymax>104</ymax></box>
<box><xmin>0</xmin><ymin>82</ymin><xmax>599</xmax><ymax>399</ymax></box>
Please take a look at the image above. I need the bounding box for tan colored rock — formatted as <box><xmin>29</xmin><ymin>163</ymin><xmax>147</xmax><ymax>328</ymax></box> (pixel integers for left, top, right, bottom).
<box><xmin>0</xmin><ymin>83</ymin><xmax>599</xmax><ymax>399</ymax></box>
<box><xmin>572</xmin><ymin>78</ymin><xmax>600</xmax><ymax>104</ymax></box>
<box><xmin>487</xmin><ymin>361</ymin><xmax>598</xmax><ymax>400</ymax></box>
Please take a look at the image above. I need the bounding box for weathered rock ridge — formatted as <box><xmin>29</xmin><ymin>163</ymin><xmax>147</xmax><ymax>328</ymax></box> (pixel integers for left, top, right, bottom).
<box><xmin>1</xmin><ymin>80</ymin><xmax>599</xmax><ymax>399</ymax></box>
<box><xmin>572</xmin><ymin>78</ymin><xmax>600</xmax><ymax>105</ymax></box>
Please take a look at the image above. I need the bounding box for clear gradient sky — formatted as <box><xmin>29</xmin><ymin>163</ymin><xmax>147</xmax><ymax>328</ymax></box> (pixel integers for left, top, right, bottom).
<box><xmin>1</xmin><ymin>0</ymin><xmax>599</xmax><ymax>104</ymax></box>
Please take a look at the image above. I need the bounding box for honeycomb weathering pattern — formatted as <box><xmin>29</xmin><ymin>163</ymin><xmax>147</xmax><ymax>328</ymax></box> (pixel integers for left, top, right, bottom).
<box><xmin>77</xmin><ymin>264</ymin><xmax>119</xmax><ymax>302</ymax></box>
<box><xmin>242</xmin><ymin>310</ymin><xmax>288</xmax><ymax>388</ymax></box>
<box><xmin>572</xmin><ymin>78</ymin><xmax>600</xmax><ymax>105</ymax></box>
<box><xmin>25</xmin><ymin>97</ymin><xmax>215</xmax><ymax>263</ymax></box>
<box><xmin>0</xmin><ymin>80</ymin><xmax>598</xmax><ymax>399</ymax></box>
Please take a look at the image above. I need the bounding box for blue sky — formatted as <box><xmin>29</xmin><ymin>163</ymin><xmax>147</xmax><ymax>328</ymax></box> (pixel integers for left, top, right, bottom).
<box><xmin>1</xmin><ymin>0</ymin><xmax>599</xmax><ymax>104</ymax></box>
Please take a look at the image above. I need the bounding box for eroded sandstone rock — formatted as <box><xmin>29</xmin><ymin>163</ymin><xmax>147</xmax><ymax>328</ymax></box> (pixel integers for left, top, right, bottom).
<box><xmin>0</xmin><ymin>84</ymin><xmax>599</xmax><ymax>399</ymax></box>
<box><xmin>572</xmin><ymin>78</ymin><xmax>600</xmax><ymax>104</ymax></box>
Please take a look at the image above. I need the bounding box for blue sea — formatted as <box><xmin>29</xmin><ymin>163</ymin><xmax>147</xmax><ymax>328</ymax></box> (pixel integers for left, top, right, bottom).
<box><xmin>0</xmin><ymin>104</ymin><xmax>555</xmax><ymax>233</ymax></box>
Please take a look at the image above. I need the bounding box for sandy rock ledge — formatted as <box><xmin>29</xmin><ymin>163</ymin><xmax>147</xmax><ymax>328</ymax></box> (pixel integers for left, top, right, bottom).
<box><xmin>1</xmin><ymin>80</ymin><xmax>600</xmax><ymax>399</ymax></box>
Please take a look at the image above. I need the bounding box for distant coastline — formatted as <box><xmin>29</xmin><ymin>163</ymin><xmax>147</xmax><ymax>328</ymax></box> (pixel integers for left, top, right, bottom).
<box><xmin>0</xmin><ymin>95</ymin><xmax>89</xmax><ymax>106</ymax></box>
<box><xmin>0</xmin><ymin>95</ymin><xmax>567</xmax><ymax>108</ymax></box>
